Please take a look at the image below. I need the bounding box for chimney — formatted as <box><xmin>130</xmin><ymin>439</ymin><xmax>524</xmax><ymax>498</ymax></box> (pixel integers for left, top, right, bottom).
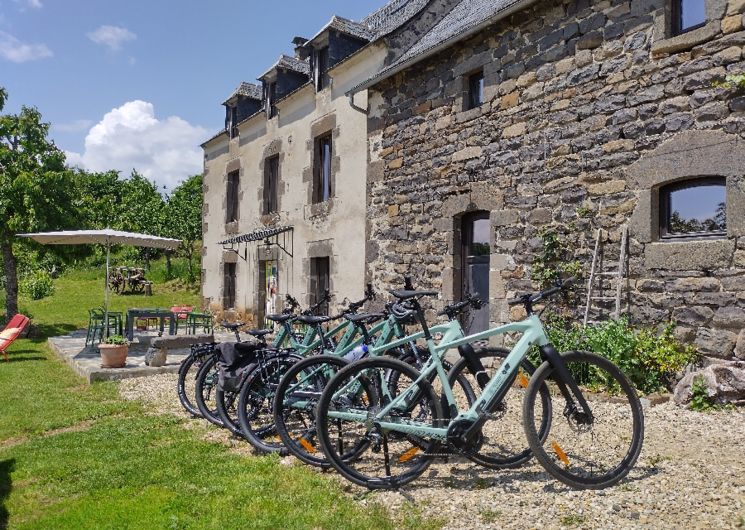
<box><xmin>292</xmin><ymin>36</ymin><xmax>309</xmax><ymax>59</ymax></box>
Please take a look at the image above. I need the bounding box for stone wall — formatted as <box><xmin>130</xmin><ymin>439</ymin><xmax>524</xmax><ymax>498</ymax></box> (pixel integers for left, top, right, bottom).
<box><xmin>366</xmin><ymin>0</ymin><xmax>745</xmax><ymax>359</ymax></box>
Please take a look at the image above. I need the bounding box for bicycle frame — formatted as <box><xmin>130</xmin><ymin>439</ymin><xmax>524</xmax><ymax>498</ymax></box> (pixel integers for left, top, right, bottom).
<box><xmin>326</xmin><ymin>314</ymin><xmax>551</xmax><ymax>440</ymax></box>
<box><xmin>280</xmin><ymin>316</ymin><xmax>410</xmax><ymax>410</ymax></box>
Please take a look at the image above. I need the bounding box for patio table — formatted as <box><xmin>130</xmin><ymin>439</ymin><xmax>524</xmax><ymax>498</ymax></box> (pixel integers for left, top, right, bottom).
<box><xmin>125</xmin><ymin>308</ymin><xmax>176</xmax><ymax>341</ymax></box>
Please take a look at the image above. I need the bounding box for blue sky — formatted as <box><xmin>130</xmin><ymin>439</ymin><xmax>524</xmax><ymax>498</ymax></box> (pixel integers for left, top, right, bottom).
<box><xmin>1</xmin><ymin>0</ymin><xmax>387</xmax><ymax>189</ymax></box>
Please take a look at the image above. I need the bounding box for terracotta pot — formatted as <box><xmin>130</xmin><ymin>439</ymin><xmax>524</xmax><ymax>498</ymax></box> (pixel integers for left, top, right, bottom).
<box><xmin>99</xmin><ymin>343</ymin><xmax>128</xmax><ymax>368</ymax></box>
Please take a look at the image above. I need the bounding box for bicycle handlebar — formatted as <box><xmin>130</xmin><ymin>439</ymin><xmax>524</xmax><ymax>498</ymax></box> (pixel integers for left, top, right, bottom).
<box><xmin>507</xmin><ymin>277</ymin><xmax>576</xmax><ymax>311</ymax></box>
<box><xmin>438</xmin><ymin>293</ymin><xmax>484</xmax><ymax>319</ymax></box>
<box><xmin>302</xmin><ymin>289</ymin><xmax>331</xmax><ymax>316</ymax></box>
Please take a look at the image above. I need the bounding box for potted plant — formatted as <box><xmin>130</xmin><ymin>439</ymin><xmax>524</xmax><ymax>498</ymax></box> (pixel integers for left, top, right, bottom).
<box><xmin>99</xmin><ymin>335</ymin><xmax>129</xmax><ymax>368</ymax></box>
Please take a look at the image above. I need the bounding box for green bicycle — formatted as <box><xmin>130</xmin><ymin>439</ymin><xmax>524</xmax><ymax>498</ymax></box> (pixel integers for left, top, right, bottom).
<box><xmin>315</xmin><ymin>278</ymin><xmax>644</xmax><ymax>490</ymax></box>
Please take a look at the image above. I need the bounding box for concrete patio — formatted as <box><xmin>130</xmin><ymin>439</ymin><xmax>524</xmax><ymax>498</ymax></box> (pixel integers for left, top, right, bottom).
<box><xmin>48</xmin><ymin>329</ymin><xmax>234</xmax><ymax>383</ymax></box>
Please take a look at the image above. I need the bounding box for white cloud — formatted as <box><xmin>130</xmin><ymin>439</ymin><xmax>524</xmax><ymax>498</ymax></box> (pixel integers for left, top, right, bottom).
<box><xmin>12</xmin><ymin>0</ymin><xmax>42</xmax><ymax>10</ymax></box>
<box><xmin>53</xmin><ymin>119</ymin><xmax>94</xmax><ymax>133</ymax></box>
<box><xmin>87</xmin><ymin>25</ymin><xmax>136</xmax><ymax>51</ymax></box>
<box><xmin>0</xmin><ymin>30</ymin><xmax>52</xmax><ymax>62</ymax></box>
<box><xmin>65</xmin><ymin>100</ymin><xmax>207</xmax><ymax>191</ymax></box>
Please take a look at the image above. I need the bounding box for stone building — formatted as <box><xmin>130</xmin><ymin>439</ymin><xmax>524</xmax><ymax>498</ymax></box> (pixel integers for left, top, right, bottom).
<box><xmin>355</xmin><ymin>0</ymin><xmax>745</xmax><ymax>357</ymax></box>
<box><xmin>201</xmin><ymin>0</ymin><xmax>745</xmax><ymax>359</ymax></box>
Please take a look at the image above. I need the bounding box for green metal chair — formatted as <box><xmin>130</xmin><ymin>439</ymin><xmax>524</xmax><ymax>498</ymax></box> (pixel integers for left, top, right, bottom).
<box><xmin>186</xmin><ymin>311</ymin><xmax>213</xmax><ymax>335</ymax></box>
<box><xmin>86</xmin><ymin>309</ymin><xmax>119</xmax><ymax>346</ymax></box>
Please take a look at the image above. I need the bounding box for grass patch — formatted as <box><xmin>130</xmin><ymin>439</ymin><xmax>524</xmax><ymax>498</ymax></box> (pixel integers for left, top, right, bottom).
<box><xmin>480</xmin><ymin>508</ymin><xmax>501</xmax><ymax>523</ymax></box>
<box><xmin>1</xmin><ymin>415</ymin><xmax>404</xmax><ymax>529</ymax></box>
<box><xmin>0</xmin><ymin>268</ymin><xmax>426</xmax><ymax>529</ymax></box>
<box><xmin>560</xmin><ymin>513</ymin><xmax>587</xmax><ymax>527</ymax></box>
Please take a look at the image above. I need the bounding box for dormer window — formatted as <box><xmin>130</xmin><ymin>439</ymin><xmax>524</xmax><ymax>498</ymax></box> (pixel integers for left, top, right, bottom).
<box><xmin>672</xmin><ymin>0</ymin><xmax>706</xmax><ymax>35</ymax></box>
<box><xmin>228</xmin><ymin>106</ymin><xmax>238</xmax><ymax>139</ymax></box>
<box><xmin>267</xmin><ymin>82</ymin><xmax>277</xmax><ymax>119</ymax></box>
<box><xmin>316</xmin><ymin>46</ymin><xmax>330</xmax><ymax>91</ymax></box>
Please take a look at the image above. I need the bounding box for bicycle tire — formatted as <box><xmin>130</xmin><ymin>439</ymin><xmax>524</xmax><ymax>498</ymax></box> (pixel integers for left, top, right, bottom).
<box><xmin>215</xmin><ymin>387</ymin><xmax>245</xmax><ymax>438</ymax></box>
<box><xmin>446</xmin><ymin>347</ymin><xmax>552</xmax><ymax>469</ymax></box>
<box><xmin>194</xmin><ymin>355</ymin><xmax>223</xmax><ymax>427</ymax></box>
<box><xmin>177</xmin><ymin>352</ymin><xmax>202</xmax><ymax>417</ymax></box>
<box><xmin>316</xmin><ymin>356</ymin><xmax>442</xmax><ymax>489</ymax></box>
<box><xmin>237</xmin><ymin>353</ymin><xmax>301</xmax><ymax>454</ymax></box>
<box><xmin>273</xmin><ymin>355</ymin><xmax>350</xmax><ymax>467</ymax></box>
<box><xmin>523</xmin><ymin>351</ymin><xmax>644</xmax><ymax>490</ymax></box>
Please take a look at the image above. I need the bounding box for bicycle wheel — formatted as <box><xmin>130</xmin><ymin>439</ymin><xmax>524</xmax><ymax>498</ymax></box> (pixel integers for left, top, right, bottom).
<box><xmin>273</xmin><ymin>355</ymin><xmax>350</xmax><ymax>467</ymax></box>
<box><xmin>316</xmin><ymin>357</ymin><xmax>442</xmax><ymax>489</ymax></box>
<box><xmin>177</xmin><ymin>352</ymin><xmax>202</xmax><ymax>417</ymax></box>
<box><xmin>446</xmin><ymin>347</ymin><xmax>552</xmax><ymax>469</ymax></box>
<box><xmin>215</xmin><ymin>387</ymin><xmax>244</xmax><ymax>437</ymax></box>
<box><xmin>194</xmin><ymin>355</ymin><xmax>223</xmax><ymax>427</ymax></box>
<box><xmin>237</xmin><ymin>353</ymin><xmax>301</xmax><ymax>454</ymax></box>
<box><xmin>523</xmin><ymin>351</ymin><xmax>644</xmax><ymax>489</ymax></box>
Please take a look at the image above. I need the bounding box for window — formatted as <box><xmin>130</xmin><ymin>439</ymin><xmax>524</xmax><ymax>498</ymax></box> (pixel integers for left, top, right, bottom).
<box><xmin>226</xmin><ymin>170</ymin><xmax>239</xmax><ymax>223</ymax></box>
<box><xmin>672</xmin><ymin>0</ymin><xmax>706</xmax><ymax>35</ymax></box>
<box><xmin>263</xmin><ymin>155</ymin><xmax>279</xmax><ymax>214</ymax></box>
<box><xmin>267</xmin><ymin>82</ymin><xmax>278</xmax><ymax>119</ymax></box>
<box><xmin>467</xmin><ymin>70</ymin><xmax>485</xmax><ymax>110</ymax></box>
<box><xmin>459</xmin><ymin>211</ymin><xmax>490</xmax><ymax>334</ymax></box>
<box><xmin>316</xmin><ymin>46</ymin><xmax>330</xmax><ymax>91</ymax></box>
<box><xmin>228</xmin><ymin>106</ymin><xmax>238</xmax><ymax>139</ymax></box>
<box><xmin>223</xmin><ymin>262</ymin><xmax>236</xmax><ymax>309</ymax></box>
<box><xmin>309</xmin><ymin>257</ymin><xmax>330</xmax><ymax>315</ymax></box>
<box><xmin>312</xmin><ymin>133</ymin><xmax>332</xmax><ymax>203</ymax></box>
<box><xmin>660</xmin><ymin>178</ymin><xmax>726</xmax><ymax>238</ymax></box>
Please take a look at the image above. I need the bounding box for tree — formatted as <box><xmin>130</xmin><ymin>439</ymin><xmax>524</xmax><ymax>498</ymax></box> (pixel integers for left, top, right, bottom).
<box><xmin>164</xmin><ymin>174</ymin><xmax>203</xmax><ymax>283</ymax></box>
<box><xmin>0</xmin><ymin>88</ymin><xmax>78</xmax><ymax>318</ymax></box>
<box><xmin>118</xmin><ymin>171</ymin><xmax>166</xmax><ymax>268</ymax></box>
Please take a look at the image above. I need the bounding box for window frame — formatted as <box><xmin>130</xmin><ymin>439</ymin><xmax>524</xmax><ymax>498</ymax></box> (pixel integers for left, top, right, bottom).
<box><xmin>225</xmin><ymin>170</ymin><xmax>240</xmax><ymax>224</ymax></box>
<box><xmin>315</xmin><ymin>46</ymin><xmax>330</xmax><ymax>91</ymax></box>
<box><xmin>671</xmin><ymin>0</ymin><xmax>707</xmax><ymax>36</ymax></box>
<box><xmin>228</xmin><ymin>105</ymin><xmax>238</xmax><ymax>139</ymax></box>
<box><xmin>267</xmin><ymin>81</ymin><xmax>278</xmax><ymax>119</ymax></box>
<box><xmin>659</xmin><ymin>177</ymin><xmax>726</xmax><ymax>240</ymax></box>
<box><xmin>223</xmin><ymin>262</ymin><xmax>237</xmax><ymax>309</ymax></box>
<box><xmin>263</xmin><ymin>155</ymin><xmax>280</xmax><ymax>215</ymax></box>
<box><xmin>312</xmin><ymin>132</ymin><xmax>333</xmax><ymax>204</ymax></box>
<box><xmin>309</xmin><ymin>257</ymin><xmax>330</xmax><ymax>316</ymax></box>
<box><xmin>467</xmin><ymin>70</ymin><xmax>485</xmax><ymax>110</ymax></box>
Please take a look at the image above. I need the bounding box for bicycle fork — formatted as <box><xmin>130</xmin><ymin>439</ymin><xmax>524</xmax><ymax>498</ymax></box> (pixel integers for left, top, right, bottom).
<box><xmin>538</xmin><ymin>344</ymin><xmax>594</xmax><ymax>424</ymax></box>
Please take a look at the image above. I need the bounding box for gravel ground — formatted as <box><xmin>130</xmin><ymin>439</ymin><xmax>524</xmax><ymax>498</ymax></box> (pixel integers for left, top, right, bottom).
<box><xmin>120</xmin><ymin>374</ymin><xmax>745</xmax><ymax>530</ymax></box>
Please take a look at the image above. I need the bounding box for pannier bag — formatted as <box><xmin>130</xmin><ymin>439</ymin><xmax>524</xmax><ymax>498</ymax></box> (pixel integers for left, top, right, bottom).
<box><xmin>217</xmin><ymin>342</ymin><xmax>259</xmax><ymax>392</ymax></box>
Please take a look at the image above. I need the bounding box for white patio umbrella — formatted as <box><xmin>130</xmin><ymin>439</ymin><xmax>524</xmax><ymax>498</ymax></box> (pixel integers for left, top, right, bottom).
<box><xmin>18</xmin><ymin>229</ymin><xmax>181</xmax><ymax>337</ymax></box>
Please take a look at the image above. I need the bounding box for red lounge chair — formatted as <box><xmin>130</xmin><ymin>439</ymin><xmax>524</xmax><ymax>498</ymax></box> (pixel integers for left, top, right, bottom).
<box><xmin>0</xmin><ymin>314</ymin><xmax>30</xmax><ymax>362</ymax></box>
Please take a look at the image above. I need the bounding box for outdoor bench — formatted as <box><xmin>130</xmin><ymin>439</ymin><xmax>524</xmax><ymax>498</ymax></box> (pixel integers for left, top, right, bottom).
<box><xmin>145</xmin><ymin>334</ymin><xmax>214</xmax><ymax>367</ymax></box>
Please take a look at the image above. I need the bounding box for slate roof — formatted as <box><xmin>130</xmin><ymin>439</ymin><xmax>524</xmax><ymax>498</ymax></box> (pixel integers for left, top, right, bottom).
<box><xmin>352</xmin><ymin>0</ymin><xmax>538</xmax><ymax>92</ymax></box>
<box><xmin>258</xmin><ymin>54</ymin><xmax>311</xmax><ymax>80</ymax></box>
<box><xmin>361</xmin><ymin>0</ymin><xmax>430</xmax><ymax>39</ymax></box>
<box><xmin>306</xmin><ymin>16</ymin><xmax>374</xmax><ymax>46</ymax></box>
<box><xmin>222</xmin><ymin>82</ymin><xmax>262</xmax><ymax>105</ymax></box>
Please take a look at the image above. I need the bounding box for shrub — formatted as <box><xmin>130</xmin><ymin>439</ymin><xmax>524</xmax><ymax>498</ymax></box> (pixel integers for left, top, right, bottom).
<box><xmin>541</xmin><ymin>315</ymin><xmax>699</xmax><ymax>394</ymax></box>
<box><xmin>688</xmin><ymin>375</ymin><xmax>715</xmax><ymax>412</ymax></box>
<box><xmin>103</xmin><ymin>334</ymin><xmax>129</xmax><ymax>345</ymax></box>
<box><xmin>20</xmin><ymin>270</ymin><xmax>55</xmax><ymax>300</ymax></box>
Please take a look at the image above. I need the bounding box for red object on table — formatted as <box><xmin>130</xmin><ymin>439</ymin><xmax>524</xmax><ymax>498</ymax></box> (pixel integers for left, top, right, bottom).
<box><xmin>170</xmin><ymin>306</ymin><xmax>194</xmax><ymax>320</ymax></box>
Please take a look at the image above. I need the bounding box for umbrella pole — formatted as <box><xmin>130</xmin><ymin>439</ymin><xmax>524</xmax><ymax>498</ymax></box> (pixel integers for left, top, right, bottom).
<box><xmin>104</xmin><ymin>242</ymin><xmax>110</xmax><ymax>339</ymax></box>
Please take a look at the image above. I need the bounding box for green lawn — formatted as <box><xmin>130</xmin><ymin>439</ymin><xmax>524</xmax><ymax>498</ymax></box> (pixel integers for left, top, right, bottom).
<box><xmin>0</xmin><ymin>270</ymin><xmax>432</xmax><ymax>529</ymax></box>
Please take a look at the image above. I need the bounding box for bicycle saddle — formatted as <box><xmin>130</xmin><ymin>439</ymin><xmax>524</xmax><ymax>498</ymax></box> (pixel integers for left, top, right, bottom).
<box><xmin>266</xmin><ymin>314</ymin><xmax>295</xmax><ymax>323</ymax></box>
<box><xmin>296</xmin><ymin>314</ymin><xmax>332</xmax><ymax>325</ymax></box>
<box><xmin>344</xmin><ymin>312</ymin><xmax>385</xmax><ymax>324</ymax></box>
<box><xmin>220</xmin><ymin>321</ymin><xmax>244</xmax><ymax>331</ymax></box>
<box><xmin>389</xmin><ymin>289</ymin><xmax>438</xmax><ymax>300</ymax></box>
<box><xmin>246</xmin><ymin>329</ymin><xmax>272</xmax><ymax>339</ymax></box>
